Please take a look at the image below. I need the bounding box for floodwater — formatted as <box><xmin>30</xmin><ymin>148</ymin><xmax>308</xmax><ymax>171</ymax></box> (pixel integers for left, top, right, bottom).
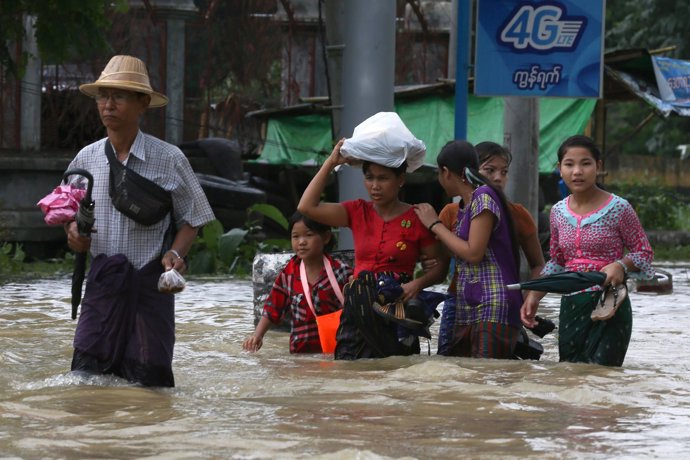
<box><xmin>2</xmin><ymin>264</ymin><xmax>690</xmax><ymax>459</ymax></box>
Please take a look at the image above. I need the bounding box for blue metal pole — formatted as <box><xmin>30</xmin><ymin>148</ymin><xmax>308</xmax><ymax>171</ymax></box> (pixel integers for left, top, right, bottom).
<box><xmin>454</xmin><ymin>0</ymin><xmax>471</xmax><ymax>140</ymax></box>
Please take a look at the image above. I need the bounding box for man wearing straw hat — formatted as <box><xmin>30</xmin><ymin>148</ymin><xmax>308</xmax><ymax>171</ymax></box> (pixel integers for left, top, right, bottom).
<box><xmin>64</xmin><ymin>55</ymin><xmax>215</xmax><ymax>387</ymax></box>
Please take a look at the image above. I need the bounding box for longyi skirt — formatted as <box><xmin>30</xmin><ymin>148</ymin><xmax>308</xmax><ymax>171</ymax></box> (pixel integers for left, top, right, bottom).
<box><xmin>558</xmin><ymin>291</ymin><xmax>633</xmax><ymax>367</ymax></box>
<box><xmin>334</xmin><ymin>271</ymin><xmax>419</xmax><ymax>360</ymax></box>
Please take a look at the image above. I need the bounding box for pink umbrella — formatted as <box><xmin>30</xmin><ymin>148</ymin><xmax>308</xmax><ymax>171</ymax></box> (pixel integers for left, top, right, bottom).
<box><xmin>37</xmin><ymin>184</ymin><xmax>86</xmax><ymax>225</ymax></box>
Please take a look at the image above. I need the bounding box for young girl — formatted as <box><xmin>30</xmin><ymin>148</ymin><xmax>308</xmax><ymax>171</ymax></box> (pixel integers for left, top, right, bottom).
<box><xmin>415</xmin><ymin>140</ymin><xmax>523</xmax><ymax>359</ymax></box>
<box><xmin>521</xmin><ymin>135</ymin><xmax>654</xmax><ymax>366</ymax></box>
<box><xmin>433</xmin><ymin>141</ymin><xmax>546</xmax><ymax>355</ymax></box>
<box><xmin>243</xmin><ymin>212</ymin><xmax>352</xmax><ymax>353</ymax></box>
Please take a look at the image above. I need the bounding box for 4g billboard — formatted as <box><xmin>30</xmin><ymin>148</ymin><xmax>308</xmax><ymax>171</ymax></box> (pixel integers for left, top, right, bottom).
<box><xmin>474</xmin><ymin>0</ymin><xmax>605</xmax><ymax>98</ymax></box>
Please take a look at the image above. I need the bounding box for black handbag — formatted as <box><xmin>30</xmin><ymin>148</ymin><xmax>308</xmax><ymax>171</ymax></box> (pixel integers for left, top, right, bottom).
<box><xmin>105</xmin><ymin>141</ymin><xmax>173</xmax><ymax>226</ymax></box>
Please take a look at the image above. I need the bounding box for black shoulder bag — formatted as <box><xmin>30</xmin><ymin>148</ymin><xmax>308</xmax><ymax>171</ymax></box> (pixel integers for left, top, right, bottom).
<box><xmin>105</xmin><ymin>141</ymin><xmax>173</xmax><ymax>226</ymax></box>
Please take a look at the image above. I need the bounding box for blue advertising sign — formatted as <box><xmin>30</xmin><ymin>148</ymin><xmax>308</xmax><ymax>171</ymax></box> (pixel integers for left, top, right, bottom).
<box><xmin>474</xmin><ymin>0</ymin><xmax>605</xmax><ymax>98</ymax></box>
<box><xmin>652</xmin><ymin>56</ymin><xmax>690</xmax><ymax>107</ymax></box>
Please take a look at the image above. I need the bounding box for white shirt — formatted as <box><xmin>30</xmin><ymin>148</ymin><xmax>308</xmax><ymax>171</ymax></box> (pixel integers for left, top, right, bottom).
<box><xmin>68</xmin><ymin>131</ymin><xmax>215</xmax><ymax>268</ymax></box>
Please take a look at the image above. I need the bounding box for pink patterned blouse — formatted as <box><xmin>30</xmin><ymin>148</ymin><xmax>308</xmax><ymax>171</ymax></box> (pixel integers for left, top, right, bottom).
<box><xmin>543</xmin><ymin>194</ymin><xmax>654</xmax><ymax>290</ymax></box>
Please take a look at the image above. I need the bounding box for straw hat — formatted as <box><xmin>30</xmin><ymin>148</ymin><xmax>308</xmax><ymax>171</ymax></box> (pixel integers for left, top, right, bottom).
<box><xmin>79</xmin><ymin>55</ymin><xmax>168</xmax><ymax>108</ymax></box>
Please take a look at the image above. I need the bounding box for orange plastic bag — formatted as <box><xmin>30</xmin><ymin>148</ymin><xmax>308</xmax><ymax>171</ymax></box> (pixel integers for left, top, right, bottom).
<box><xmin>316</xmin><ymin>309</ymin><xmax>342</xmax><ymax>353</ymax></box>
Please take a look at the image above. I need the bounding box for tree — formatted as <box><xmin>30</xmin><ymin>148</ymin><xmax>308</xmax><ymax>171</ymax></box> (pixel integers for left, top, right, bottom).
<box><xmin>605</xmin><ymin>1</ymin><xmax>690</xmax><ymax>158</ymax></box>
<box><xmin>606</xmin><ymin>0</ymin><xmax>690</xmax><ymax>57</ymax></box>
<box><xmin>0</xmin><ymin>0</ymin><xmax>127</xmax><ymax>77</ymax></box>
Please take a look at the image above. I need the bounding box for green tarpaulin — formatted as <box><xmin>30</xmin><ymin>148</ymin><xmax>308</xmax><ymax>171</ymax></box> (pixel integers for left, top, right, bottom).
<box><xmin>257</xmin><ymin>95</ymin><xmax>596</xmax><ymax>173</ymax></box>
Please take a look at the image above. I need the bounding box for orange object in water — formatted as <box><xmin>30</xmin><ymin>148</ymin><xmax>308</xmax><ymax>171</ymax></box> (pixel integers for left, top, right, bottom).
<box><xmin>316</xmin><ymin>309</ymin><xmax>342</xmax><ymax>353</ymax></box>
<box><xmin>299</xmin><ymin>257</ymin><xmax>345</xmax><ymax>354</ymax></box>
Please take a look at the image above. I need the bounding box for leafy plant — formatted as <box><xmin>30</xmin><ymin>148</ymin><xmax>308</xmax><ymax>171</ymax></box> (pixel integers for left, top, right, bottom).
<box><xmin>612</xmin><ymin>181</ymin><xmax>690</xmax><ymax>230</ymax></box>
<box><xmin>652</xmin><ymin>244</ymin><xmax>690</xmax><ymax>261</ymax></box>
<box><xmin>188</xmin><ymin>203</ymin><xmax>291</xmax><ymax>275</ymax></box>
<box><xmin>0</xmin><ymin>242</ymin><xmax>26</xmax><ymax>275</ymax></box>
<box><xmin>1</xmin><ymin>0</ymin><xmax>129</xmax><ymax>77</ymax></box>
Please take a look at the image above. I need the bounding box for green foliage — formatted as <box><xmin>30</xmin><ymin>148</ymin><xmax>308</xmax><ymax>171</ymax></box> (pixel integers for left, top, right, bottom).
<box><xmin>604</xmin><ymin>1</ymin><xmax>690</xmax><ymax>158</ymax></box>
<box><xmin>606</xmin><ymin>0</ymin><xmax>690</xmax><ymax>57</ymax></box>
<box><xmin>188</xmin><ymin>204</ymin><xmax>291</xmax><ymax>275</ymax></box>
<box><xmin>0</xmin><ymin>242</ymin><xmax>76</xmax><ymax>280</ymax></box>
<box><xmin>0</xmin><ymin>242</ymin><xmax>25</xmax><ymax>274</ymax></box>
<box><xmin>207</xmin><ymin>60</ymin><xmax>283</xmax><ymax>108</ymax></box>
<box><xmin>652</xmin><ymin>244</ymin><xmax>690</xmax><ymax>261</ymax></box>
<box><xmin>250</xmin><ymin>203</ymin><xmax>289</xmax><ymax>231</ymax></box>
<box><xmin>677</xmin><ymin>205</ymin><xmax>690</xmax><ymax>230</ymax></box>
<box><xmin>1</xmin><ymin>0</ymin><xmax>127</xmax><ymax>76</ymax></box>
<box><xmin>612</xmin><ymin>181</ymin><xmax>690</xmax><ymax>230</ymax></box>
<box><xmin>188</xmin><ymin>219</ymin><xmax>223</xmax><ymax>274</ymax></box>
<box><xmin>185</xmin><ymin>0</ymin><xmax>282</xmax><ymax>106</ymax></box>
<box><xmin>219</xmin><ymin>228</ymin><xmax>250</xmax><ymax>266</ymax></box>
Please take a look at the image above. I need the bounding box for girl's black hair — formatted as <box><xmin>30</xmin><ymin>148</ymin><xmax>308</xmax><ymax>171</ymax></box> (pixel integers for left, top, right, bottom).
<box><xmin>436</xmin><ymin>140</ymin><xmax>479</xmax><ymax>172</ymax></box>
<box><xmin>476</xmin><ymin>141</ymin><xmax>512</xmax><ymax>166</ymax></box>
<box><xmin>557</xmin><ymin>135</ymin><xmax>602</xmax><ymax>162</ymax></box>
<box><xmin>362</xmin><ymin>160</ymin><xmax>407</xmax><ymax>177</ymax></box>
<box><xmin>436</xmin><ymin>140</ymin><xmax>521</xmax><ymax>272</ymax></box>
<box><xmin>288</xmin><ymin>211</ymin><xmax>335</xmax><ymax>252</ymax></box>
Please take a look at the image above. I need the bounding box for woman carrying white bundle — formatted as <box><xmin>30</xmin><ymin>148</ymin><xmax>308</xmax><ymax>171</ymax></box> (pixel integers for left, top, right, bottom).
<box><xmin>298</xmin><ymin>113</ymin><xmax>446</xmax><ymax>360</ymax></box>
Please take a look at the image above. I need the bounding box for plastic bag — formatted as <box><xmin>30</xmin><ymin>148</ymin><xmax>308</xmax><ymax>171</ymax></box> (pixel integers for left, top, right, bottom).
<box><xmin>340</xmin><ymin>112</ymin><xmax>426</xmax><ymax>172</ymax></box>
<box><xmin>37</xmin><ymin>185</ymin><xmax>86</xmax><ymax>225</ymax></box>
<box><xmin>158</xmin><ymin>268</ymin><xmax>186</xmax><ymax>294</ymax></box>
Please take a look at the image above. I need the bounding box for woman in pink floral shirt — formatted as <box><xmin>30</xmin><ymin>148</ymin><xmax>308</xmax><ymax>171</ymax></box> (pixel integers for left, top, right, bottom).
<box><xmin>521</xmin><ymin>135</ymin><xmax>653</xmax><ymax>366</ymax></box>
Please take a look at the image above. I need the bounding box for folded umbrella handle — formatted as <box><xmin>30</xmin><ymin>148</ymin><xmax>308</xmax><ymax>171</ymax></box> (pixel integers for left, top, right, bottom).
<box><xmin>63</xmin><ymin>169</ymin><xmax>95</xmax><ymax>237</ymax></box>
<box><xmin>63</xmin><ymin>169</ymin><xmax>94</xmax><ymax>203</ymax></box>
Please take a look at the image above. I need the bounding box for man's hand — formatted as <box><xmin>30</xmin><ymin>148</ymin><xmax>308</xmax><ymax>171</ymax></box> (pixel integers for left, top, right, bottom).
<box><xmin>64</xmin><ymin>221</ymin><xmax>92</xmax><ymax>253</ymax></box>
<box><xmin>162</xmin><ymin>249</ymin><xmax>187</xmax><ymax>274</ymax></box>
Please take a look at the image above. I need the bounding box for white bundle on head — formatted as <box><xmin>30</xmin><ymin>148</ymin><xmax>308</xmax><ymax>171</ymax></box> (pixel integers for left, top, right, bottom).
<box><xmin>340</xmin><ymin>112</ymin><xmax>426</xmax><ymax>172</ymax></box>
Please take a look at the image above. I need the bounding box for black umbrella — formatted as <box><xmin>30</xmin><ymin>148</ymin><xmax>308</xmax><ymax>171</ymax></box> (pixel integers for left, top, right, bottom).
<box><xmin>506</xmin><ymin>271</ymin><xmax>607</xmax><ymax>294</ymax></box>
<box><xmin>63</xmin><ymin>169</ymin><xmax>95</xmax><ymax>320</ymax></box>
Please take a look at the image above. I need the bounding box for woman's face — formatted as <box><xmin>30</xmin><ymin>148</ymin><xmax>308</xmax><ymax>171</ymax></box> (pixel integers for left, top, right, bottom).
<box><xmin>290</xmin><ymin>220</ymin><xmax>329</xmax><ymax>263</ymax></box>
<box><xmin>479</xmin><ymin>155</ymin><xmax>510</xmax><ymax>191</ymax></box>
<box><xmin>363</xmin><ymin>163</ymin><xmax>404</xmax><ymax>205</ymax></box>
<box><xmin>558</xmin><ymin>146</ymin><xmax>601</xmax><ymax>194</ymax></box>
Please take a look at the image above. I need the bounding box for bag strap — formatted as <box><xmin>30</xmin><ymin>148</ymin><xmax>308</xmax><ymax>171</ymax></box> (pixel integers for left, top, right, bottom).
<box><xmin>104</xmin><ymin>140</ymin><xmax>173</xmax><ymax>204</ymax></box>
<box><xmin>299</xmin><ymin>260</ymin><xmax>318</xmax><ymax>317</ymax></box>
<box><xmin>299</xmin><ymin>256</ymin><xmax>344</xmax><ymax>317</ymax></box>
<box><xmin>104</xmin><ymin>140</ymin><xmax>124</xmax><ymax>173</ymax></box>
<box><xmin>323</xmin><ymin>256</ymin><xmax>344</xmax><ymax>305</ymax></box>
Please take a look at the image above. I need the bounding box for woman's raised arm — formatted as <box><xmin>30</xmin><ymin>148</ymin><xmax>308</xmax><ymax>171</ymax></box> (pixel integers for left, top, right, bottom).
<box><xmin>297</xmin><ymin>138</ymin><xmax>350</xmax><ymax>228</ymax></box>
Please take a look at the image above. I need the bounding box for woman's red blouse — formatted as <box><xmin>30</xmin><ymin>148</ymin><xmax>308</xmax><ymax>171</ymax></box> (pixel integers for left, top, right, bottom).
<box><xmin>342</xmin><ymin>199</ymin><xmax>436</xmax><ymax>277</ymax></box>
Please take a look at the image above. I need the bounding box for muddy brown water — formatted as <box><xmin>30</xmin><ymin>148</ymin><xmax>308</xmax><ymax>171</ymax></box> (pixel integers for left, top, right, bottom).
<box><xmin>1</xmin><ymin>264</ymin><xmax>690</xmax><ymax>459</ymax></box>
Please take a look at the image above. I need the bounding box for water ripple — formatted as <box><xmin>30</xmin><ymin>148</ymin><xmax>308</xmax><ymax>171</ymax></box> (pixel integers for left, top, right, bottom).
<box><xmin>1</xmin><ymin>267</ymin><xmax>690</xmax><ymax>458</ymax></box>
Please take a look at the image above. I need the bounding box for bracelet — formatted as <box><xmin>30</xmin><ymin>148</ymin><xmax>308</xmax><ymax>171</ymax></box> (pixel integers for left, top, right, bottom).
<box><xmin>168</xmin><ymin>249</ymin><xmax>182</xmax><ymax>260</ymax></box>
<box><xmin>615</xmin><ymin>259</ymin><xmax>629</xmax><ymax>274</ymax></box>
<box><xmin>428</xmin><ymin>220</ymin><xmax>443</xmax><ymax>232</ymax></box>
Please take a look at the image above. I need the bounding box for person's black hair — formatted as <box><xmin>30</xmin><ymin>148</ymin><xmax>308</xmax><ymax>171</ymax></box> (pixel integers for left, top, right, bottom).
<box><xmin>288</xmin><ymin>211</ymin><xmax>335</xmax><ymax>252</ymax></box>
<box><xmin>437</xmin><ymin>140</ymin><xmax>520</xmax><ymax>272</ymax></box>
<box><xmin>476</xmin><ymin>141</ymin><xmax>512</xmax><ymax>166</ymax></box>
<box><xmin>436</xmin><ymin>140</ymin><xmax>479</xmax><ymax>172</ymax></box>
<box><xmin>362</xmin><ymin>160</ymin><xmax>407</xmax><ymax>177</ymax></box>
<box><xmin>557</xmin><ymin>135</ymin><xmax>602</xmax><ymax>163</ymax></box>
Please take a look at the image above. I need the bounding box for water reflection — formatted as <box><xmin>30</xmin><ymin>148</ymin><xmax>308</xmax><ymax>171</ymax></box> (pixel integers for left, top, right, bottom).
<box><xmin>1</xmin><ymin>266</ymin><xmax>690</xmax><ymax>458</ymax></box>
